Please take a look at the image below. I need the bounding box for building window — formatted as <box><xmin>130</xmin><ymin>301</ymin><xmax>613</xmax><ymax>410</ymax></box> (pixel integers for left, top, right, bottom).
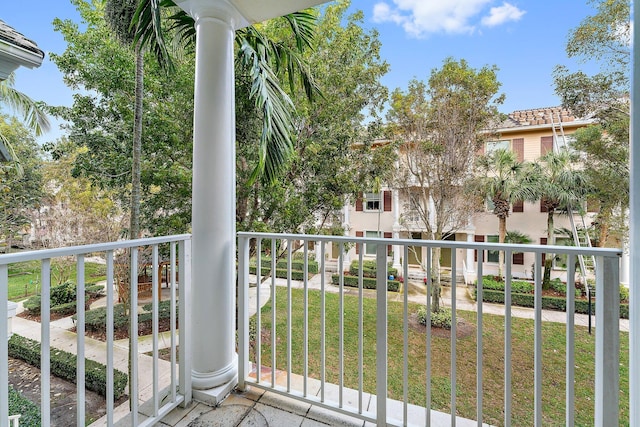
<box><xmin>487</xmin><ymin>235</ymin><xmax>499</xmax><ymax>263</ymax></box>
<box><xmin>365</xmin><ymin>230</ymin><xmax>381</xmax><ymax>255</ymax></box>
<box><xmin>485</xmin><ymin>140</ymin><xmax>510</xmax><ymax>155</ymax></box>
<box><xmin>364</xmin><ymin>192</ymin><xmax>381</xmax><ymax>211</ymax></box>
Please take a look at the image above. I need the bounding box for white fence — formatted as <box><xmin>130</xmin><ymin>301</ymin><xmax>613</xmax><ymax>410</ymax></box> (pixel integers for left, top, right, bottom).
<box><xmin>1</xmin><ymin>235</ymin><xmax>192</xmax><ymax>427</ymax></box>
<box><xmin>237</xmin><ymin>232</ymin><xmax>623</xmax><ymax>426</ymax></box>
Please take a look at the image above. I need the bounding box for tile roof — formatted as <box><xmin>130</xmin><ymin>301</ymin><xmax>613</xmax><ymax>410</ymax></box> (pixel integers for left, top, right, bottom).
<box><xmin>501</xmin><ymin>106</ymin><xmax>577</xmax><ymax>128</ymax></box>
<box><xmin>0</xmin><ymin>19</ymin><xmax>44</xmax><ymax>59</ymax></box>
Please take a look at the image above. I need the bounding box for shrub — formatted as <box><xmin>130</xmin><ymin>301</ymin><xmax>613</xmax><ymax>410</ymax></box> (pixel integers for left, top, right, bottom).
<box><xmin>249</xmin><ymin>266</ymin><xmax>306</xmax><ymax>280</ymax></box>
<box><xmin>23</xmin><ymin>295</ymin><xmax>41</xmax><ymax>315</ymax></box>
<box><xmin>83</xmin><ymin>300</ymin><xmax>178</xmax><ymax>332</ymax></box>
<box><xmin>8</xmin><ymin>386</ymin><xmax>40</xmax><ymax>427</ymax></box>
<box><xmin>417</xmin><ymin>306</ymin><xmax>453</xmax><ymax>329</ymax></box>
<box><xmin>620</xmin><ymin>285</ymin><xmax>630</xmax><ymax>303</ymax></box>
<box><xmin>50</xmin><ymin>297</ymin><xmax>88</xmax><ymax>317</ymax></box>
<box><xmin>477</xmin><ymin>276</ymin><xmax>534</xmax><ymax>294</ymax></box>
<box><xmin>8</xmin><ymin>334</ymin><xmax>128</xmax><ymax>399</ymax></box>
<box><xmin>475</xmin><ymin>289</ymin><xmax>629</xmax><ymax>319</ymax></box>
<box><xmin>348</xmin><ymin>260</ymin><xmax>398</xmax><ymax>279</ymax></box>
<box><xmin>330</xmin><ymin>274</ymin><xmax>400</xmax><ymax>292</ymax></box>
<box><xmin>84</xmin><ymin>284</ymin><xmax>105</xmax><ymax>298</ymax></box>
<box><xmin>259</xmin><ymin>258</ymin><xmax>319</xmax><ymax>274</ymax></box>
<box><xmin>50</xmin><ymin>282</ymin><xmax>77</xmax><ymax>306</ymax></box>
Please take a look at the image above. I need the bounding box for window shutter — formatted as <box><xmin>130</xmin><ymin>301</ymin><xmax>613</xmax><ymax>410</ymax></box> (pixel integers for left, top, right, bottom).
<box><xmin>540</xmin><ymin>237</ymin><xmax>547</xmax><ymax>264</ymax></box>
<box><xmin>474</xmin><ymin>235</ymin><xmax>485</xmax><ymax>262</ymax></box>
<box><xmin>356</xmin><ymin>193</ymin><xmax>363</xmax><ymax>211</ymax></box>
<box><xmin>513</xmin><ymin>138</ymin><xmax>524</xmax><ymax>162</ymax></box>
<box><xmin>384</xmin><ymin>232</ymin><xmax>393</xmax><ymax>255</ymax></box>
<box><xmin>540</xmin><ymin>199</ymin><xmax>549</xmax><ymax>213</ymax></box>
<box><xmin>540</xmin><ymin>136</ymin><xmax>553</xmax><ymax>156</ymax></box>
<box><xmin>355</xmin><ymin>231</ymin><xmax>363</xmax><ymax>254</ymax></box>
<box><xmin>513</xmin><ymin>252</ymin><xmax>524</xmax><ymax>265</ymax></box>
<box><xmin>512</xmin><ymin>200</ymin><xmax>524</xmax><ymax>213</ymax></box>
<box><xmin>383</xmin><ymin>190</ymin><xmax>392</xmax><ymax>212</ymax></box>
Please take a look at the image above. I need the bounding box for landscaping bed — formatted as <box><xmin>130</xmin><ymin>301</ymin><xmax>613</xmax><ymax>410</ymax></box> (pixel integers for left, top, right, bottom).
<box><xmin>473</xmin><ymin>276</ymin><xmax>630</xmax><ymax>318</ymax></box>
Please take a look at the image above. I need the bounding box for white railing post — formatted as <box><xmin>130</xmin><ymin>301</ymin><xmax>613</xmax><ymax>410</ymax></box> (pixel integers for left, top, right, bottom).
<box><xmin>237</xmin><ymin>235</ymin><xmax>250</xmax><ymax>391</ymax></box>
<box><xmin>178</xmin><ymin>238</ymin><xmax>193</xmax><ymax>407</ymax></box>
<box><xmin>595</xmin><ymin>255</ymin><xmax>620</xmax><ymax>426</ymax></box>
<box><xmin>1</xmin><ymin>264</ymin><xmax>8</xmax><ymax>427</ymax></box>
<box><xmin>376</xmin><ymin>243</ymin><xmax>388</xmax><ymax>425</ymax></box>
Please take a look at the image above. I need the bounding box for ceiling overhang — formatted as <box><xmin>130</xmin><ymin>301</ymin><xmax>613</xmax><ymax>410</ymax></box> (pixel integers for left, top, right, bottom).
<box><xmin>176</xmin><ymin>0</ymin><xmax>330</xmax><ymax>29</ymax></box>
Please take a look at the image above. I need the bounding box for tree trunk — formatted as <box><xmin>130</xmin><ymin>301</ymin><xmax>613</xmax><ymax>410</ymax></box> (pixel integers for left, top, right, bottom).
<box><xmin>543</xmin><ymin>210</ymin><xmax>554</xmax><ymax>288</ymax></box>
<box><xmin>431</xmin><ymin>245</ymin><xmax>442</xmax><ymax>312</ymax></box>
<box><xmin>129</xmin><ymin>44</ymin><xmax>143</xmax><ymax>240</ymax></box>
<box><xmin>498</xmin><ymin>216</ymin><xmax>507</xmax><ymax>278</ymax></box>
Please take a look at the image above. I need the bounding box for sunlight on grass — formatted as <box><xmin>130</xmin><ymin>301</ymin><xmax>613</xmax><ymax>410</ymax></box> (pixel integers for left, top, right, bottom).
<box><xmin>7</xmin><ymin>260</ymin><xmax>106</xmax><ymax>302</ymax></box>
<box><xmin>252</xmin><ymin>287</ymin><xmax>629</xmax><ymax>426</ymax></box>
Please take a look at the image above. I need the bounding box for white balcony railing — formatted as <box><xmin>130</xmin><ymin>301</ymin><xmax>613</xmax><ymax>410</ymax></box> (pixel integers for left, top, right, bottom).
<box><xmin>237</xmin><ymin>232</ymin><xmax>624</xmax><ymax>426</ymax></box>
<box><xmin>1</xmin><ymin>235</ymin><xmax>192</xmax><ymax>427</ymax></box>
<box><xmin>1</xmin><ymin>232</ymin><xmax>626</xmax><ymax>426</ymax></box>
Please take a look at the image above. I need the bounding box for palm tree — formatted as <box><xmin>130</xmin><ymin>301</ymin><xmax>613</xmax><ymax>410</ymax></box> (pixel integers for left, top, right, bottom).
<box><xmin>475</xmin><ymin>148</ymin><xmax>537</xmax><ymax>277</ymax></box>
<box><xmin>132</xmin><ymin>0</ymin><xmax>319</xmax><ymax>184</ymax></box>
<box><xmin>0</xmin><ymin>73</ymin><xmax>50</xmax><ymax>138</ymax></box>
<box><xmin>105</xmin><ymin>0</ymin><xmax>146</xmax><ymax>240</ymax></box>
<box><xmin>533</xmin><ymin>150</ymin><xmax>590</xmax><ymax>287</ymax></box>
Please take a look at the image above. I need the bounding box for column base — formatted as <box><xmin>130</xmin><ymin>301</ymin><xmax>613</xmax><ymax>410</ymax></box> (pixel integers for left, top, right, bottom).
<box><xmin>192</xmin><ymin>376</ymin><xmax>237</xmax><ymax>406</ymax></box>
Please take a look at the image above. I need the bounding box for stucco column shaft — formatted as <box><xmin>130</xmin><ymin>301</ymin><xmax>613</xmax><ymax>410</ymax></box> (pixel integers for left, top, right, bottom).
<box><xmin>190</xmin><ymin>12</ymin><xmax>237</xmax><ymax>389</ymax></box>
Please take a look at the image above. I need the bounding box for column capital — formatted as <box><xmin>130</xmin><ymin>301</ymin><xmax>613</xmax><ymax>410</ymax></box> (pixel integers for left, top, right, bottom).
<box><xmin>176</xmin><ymin>0</ymin><xmax>246</xmax><ymax>29</ymax></box>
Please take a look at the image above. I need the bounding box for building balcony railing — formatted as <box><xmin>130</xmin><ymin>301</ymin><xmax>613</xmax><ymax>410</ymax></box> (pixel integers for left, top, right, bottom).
<box><xmin>2</xmin><ymin>233</ymin><xmax>626</xmax><ymax>426</ymax></box>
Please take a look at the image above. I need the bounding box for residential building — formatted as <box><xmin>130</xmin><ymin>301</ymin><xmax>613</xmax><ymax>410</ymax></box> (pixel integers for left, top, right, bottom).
<box><xmin>341</xmin><ymin>106</ymin><xmax>624</xmax><ymax>282</ymax></box>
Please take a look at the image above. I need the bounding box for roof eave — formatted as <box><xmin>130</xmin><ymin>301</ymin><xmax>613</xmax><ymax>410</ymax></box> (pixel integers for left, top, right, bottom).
<box><xmin>0</xmin><ymin>40</ymin><xmax>44</xmax><ymax>80</ymax></box>
<box><xmin>489</xmin><ymin>118</ymin><xmax>597</xmax><ymax>134</ymax></box>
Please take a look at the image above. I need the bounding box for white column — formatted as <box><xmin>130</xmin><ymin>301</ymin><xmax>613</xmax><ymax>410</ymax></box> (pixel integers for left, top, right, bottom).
<box><xmin>392</xmin><ymin>190</ymin><xmax>401</xmax><ymax>270</ymax></box>
<box><xmin>178</xmin><ymin>0</ymin><xmax>242</xmax><ymax>393</ymax></box>
<box><xmin>621</xmin><ymin>237</ymin><xmax>630</xmax><ymax>286</ymax></box>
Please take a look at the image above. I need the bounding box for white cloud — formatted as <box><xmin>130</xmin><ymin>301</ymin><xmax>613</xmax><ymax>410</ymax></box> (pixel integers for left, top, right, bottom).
<box><xmin>481</xmin><ymin>2</ymin><xmax>526</xmax><ymax>27</ymax></box>
<box><xmin>372</xmin><ymin>0</ymin><xmax>526</xmax><ymax>38</ymax></box>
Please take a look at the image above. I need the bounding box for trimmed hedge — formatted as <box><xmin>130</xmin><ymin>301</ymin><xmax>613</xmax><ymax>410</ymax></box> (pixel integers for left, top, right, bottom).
<box><xmin>82</xmin><ymin>300</ymin><xmax>178</xmax><ymax>332</ymax></box>
<box><xmin>8</xmin><ymin>334</ymin><xmax>128</xmax><ymax>399</ymax></box>
<box><xmin>331</xmin><ymin>274</ymin><xmax>400</xmax><ymax>292</ymax></box>
<box><xmin>23</xmin><ymin>283</ymin><xmax>104</xmax><ymax>316</ymax></box>
<box><xmin>250</xmin><ymin>266</ymin><xmax>306</xmax><ymax>281</ymax></box>
<box><xmin>9</xmin><ymin>386</ymin><xmax>40</xmax><ymax>427</ymax></box>
<box><xmin>475</xmin><ymin>289</ymin><xmax>629</xmax><ymax>319</ymax></box>
<box><xmin>349</xmin><ymin>260</ymin><xmax>398</xmax><ymax>279</ymax></box>
<box><xmin>259</xmin><ymin>258</ymin><xmax>319</xmax><ymax>274</ymax></box>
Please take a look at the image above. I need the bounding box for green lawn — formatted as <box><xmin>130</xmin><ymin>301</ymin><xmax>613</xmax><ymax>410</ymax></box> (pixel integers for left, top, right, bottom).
<box><xmin>7</xmin><ymin>260</ymin><xmax>106</xmax><ymax>302</ymax></box>
<box><xmin>253</xmin><ymin>287</ymin><xmax>629</xmax><ymax>426</ymax></box>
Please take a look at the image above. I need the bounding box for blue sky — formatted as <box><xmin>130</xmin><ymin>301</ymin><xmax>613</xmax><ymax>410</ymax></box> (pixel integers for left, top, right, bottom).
<box><xmin>3</xmin><ymin>0</ymin><xmax>599</xmax><ymax>143</ymax></box>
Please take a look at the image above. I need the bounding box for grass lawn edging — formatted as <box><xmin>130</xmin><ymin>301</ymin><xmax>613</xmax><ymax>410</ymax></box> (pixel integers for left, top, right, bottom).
<box><xmin>474</xmin><ymin>288</ymin><xmax>629</xmax><ymax>319</ymax></box>
<box><xmin>8</xmin><ymin>334</ymin><xmax>128</xmax><ymax>399</ymax></box>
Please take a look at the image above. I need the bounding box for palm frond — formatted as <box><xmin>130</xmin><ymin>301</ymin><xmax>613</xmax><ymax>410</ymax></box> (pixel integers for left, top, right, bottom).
<box><xmin>132</xmin><ymin>0</ymin><xmax>175</xmax><ymax>71</ymax></box>
<box><xmin>0</xmin><ymin>74</ymin><xmax>50</xmax><ymax>136</ymax></box>
<box><xmin>238</xmin><ymin>38</ymin><xmax>296</xmax><ymax>184</ymax></box>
